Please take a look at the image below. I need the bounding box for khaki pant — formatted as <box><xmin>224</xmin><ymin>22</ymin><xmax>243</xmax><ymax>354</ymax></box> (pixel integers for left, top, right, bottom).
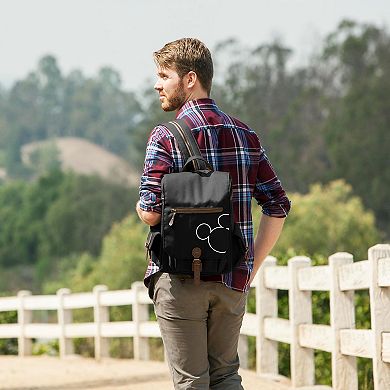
<box><xmin>152</xmin><ymin>272</ymin><xmax>247</xmax><ymax>390</ymax></box>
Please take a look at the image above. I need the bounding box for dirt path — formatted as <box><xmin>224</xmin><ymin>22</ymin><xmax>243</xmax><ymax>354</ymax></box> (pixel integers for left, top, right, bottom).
<box><xmin>0</xmin><ymin>356</ymin><xmax>290</xmax><ymax>390</ymax></box>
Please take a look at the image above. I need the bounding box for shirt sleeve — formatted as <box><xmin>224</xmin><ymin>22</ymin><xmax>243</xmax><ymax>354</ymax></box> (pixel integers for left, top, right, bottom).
<box><xmin>139</xmin><ymin>126</ymin><xmax>174</xmax><ymax>213</ymax></box>
<box><xmin>253</xmin><ymin>147</ymin><xmax>291</xmax><ymax>218</ymax></box>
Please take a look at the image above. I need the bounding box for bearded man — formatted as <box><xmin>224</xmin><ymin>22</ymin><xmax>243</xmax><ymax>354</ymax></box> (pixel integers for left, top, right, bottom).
<box><xmin>136</xmin><ymin>38</ymin><xmax>290</xmax><ymax>390</ymax></box>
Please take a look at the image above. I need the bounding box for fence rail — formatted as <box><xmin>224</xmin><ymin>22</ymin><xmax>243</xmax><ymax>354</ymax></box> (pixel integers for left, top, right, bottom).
<box><xmin>1</xmin><ymin>244</ymin><xmax>390</xmax><ymax>389</ymax></box>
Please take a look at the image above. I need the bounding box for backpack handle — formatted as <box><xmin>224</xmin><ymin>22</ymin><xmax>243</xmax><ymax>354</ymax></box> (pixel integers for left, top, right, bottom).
<box><xmin>183</xmin><ymin>156</ymin><xmax>213</xmax><ymax>172</ymax></box>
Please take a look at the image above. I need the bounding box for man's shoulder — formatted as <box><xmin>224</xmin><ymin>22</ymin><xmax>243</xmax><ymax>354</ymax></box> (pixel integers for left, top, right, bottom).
<box><xmin>222</xmin><ymin>112</ymin><xmax>259</xmax><ymax>139</ymax></box>
<box><xmin>148</xmin><ymin>123</ymin><xmax>175</xmax><ymax>143</ymax></box>
<box><xmin>229</xmin><ymin>115</ymin><xmax>253</xmax><ymax>132</ymax></box>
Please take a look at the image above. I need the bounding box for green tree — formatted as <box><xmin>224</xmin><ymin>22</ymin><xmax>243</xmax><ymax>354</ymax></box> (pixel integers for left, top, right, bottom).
<box><xmin>28</xmin><ymin>141</ymin><xmax>61</xmax><ymax>177</ymax></box>
<box><xmin>268</xmin><ymin>180</ymin><xmax>381</xmax><ymax>260</ymax></box>
<box><xmin>38</xmin><ymin>56</ymin><xmax>65</xmax><ymax>138</ymax></box>
<box><xmin>0</xmin><ymin>309</ymin><xmax>17</xmax><ymax>354</ymax></box>
<box><xmin>0</xmin><ymin>181</ymin><xmax>32</xmax><ymax>266</ymax></box>
<box><xmin>63</xmin><ymin>66</ymin><xmax>142</xmax><ymax>160</ymax></box>
<box><xmin>130</xmin><ymin>86</ymin><xmax>175</xmax><ymax>170</ymax></box>
<box><xmin>91</xmin><ymin>214</ymin><xmax>148</xmax><ymax>289</ymax></box>
<box><xmin>41</xmin><ymin>172</ymin><xmax>135</xmax><ymax>259</ymax></box>
<box><xmin>43</xmin><ymin>214</ymin><xmax>148</xmax><ymax>293</ymax></box>
<box><xmin>0</xmin><ymin>56</ymin><xmax>143</xmax><ymax>179</ymax></box>
<box><xmin>0</xmin><ymin>170</ymin><xmax>137</xmax><ymax>291</ymax></box>
<box><xmin>0</xmin><ymin>87</ymin><xmax>7</xmax><ymax>166</ymax></box>
<box><xmin>3</xmin><ymin>73</ymin><xmax>41</xmax><ymax>178</ymax></box>
<box><xmin>321</xmin><ymin>20</ymin><xmax>390</xmax><ymax>235</ymax></box>
<box><xmin>212</xmin><ymin>39</ymin><xmax>330</xmax><ymax>191</ymax></box>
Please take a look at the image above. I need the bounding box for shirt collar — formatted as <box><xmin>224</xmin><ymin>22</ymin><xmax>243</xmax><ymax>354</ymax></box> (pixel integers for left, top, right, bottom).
<box><xmin>176</xmin><ymin>98</ymin><xmax>218</xmax><ymax>119</ymax></box>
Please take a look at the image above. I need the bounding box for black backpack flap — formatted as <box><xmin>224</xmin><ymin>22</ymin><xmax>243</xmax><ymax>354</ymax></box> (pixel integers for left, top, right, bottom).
<box><xmin>162</xmin><ymin>170</ymin><xmax>231</xmax><ymax>207</ymax></box>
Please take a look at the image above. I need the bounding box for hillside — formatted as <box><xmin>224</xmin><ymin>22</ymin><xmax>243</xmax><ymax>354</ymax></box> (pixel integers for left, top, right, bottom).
<box><xmin>21</xmin><ymin>137</ymin><xmax>140</xmax><ymax>187</ymax></box>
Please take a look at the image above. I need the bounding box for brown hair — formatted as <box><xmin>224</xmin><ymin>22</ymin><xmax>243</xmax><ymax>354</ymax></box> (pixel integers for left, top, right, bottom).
<box><xmin>153</xmin><ymin>38</ymin><xmax>213</xmax><ymax>95</ymax></box>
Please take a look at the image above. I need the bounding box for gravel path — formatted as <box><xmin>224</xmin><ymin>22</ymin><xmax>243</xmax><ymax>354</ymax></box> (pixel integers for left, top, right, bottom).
<box><xmin>0</xmin><ymin>356</ymin><xmax>290</xmax><ymax>390</ymax></box>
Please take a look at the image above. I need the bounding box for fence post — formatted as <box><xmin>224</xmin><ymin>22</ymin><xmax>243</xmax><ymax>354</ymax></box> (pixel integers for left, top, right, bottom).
<box><xmin>57</xmin><ymin>288</ymin><xmax>74</xmax><ymax>358</ymax></box>
<box><xmin>329</xmin><ymin>252</ymin><xmax>358</xmax><ymax>390</ymax></box>
<box><xmin>288</xmin><ymin>256</ymin><xmax>314</xmax><ymax>387</ymax></box>
<box><xmin>256</xmin><ymin>256</ymin><xmax>278</xmax><ymax>376</ymax></box>
<box><xmin>17</xmin><ymin>290</ymin><xmax>32</xmax><ymax>357</ymax></box>
<box><xmin>132</xmin><ymin>281</ymin><xmax>149</xmax><ymax>360</ymax></box>
<box><xmin>369</xmin><ymin>244</ymin><xmax>390</xmax><ymax>389</ymax></box>
<box><xmin>93</xmin><ymin>285</ymin><xmax>110</xmax><ymax>360</ymax></box>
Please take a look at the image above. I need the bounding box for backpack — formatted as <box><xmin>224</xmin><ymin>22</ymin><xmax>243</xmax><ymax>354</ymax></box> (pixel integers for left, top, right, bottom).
<box><xmin>145</xmin><ymin>119</ymin><xmax>247</xmax><ymax>285</ymax></box>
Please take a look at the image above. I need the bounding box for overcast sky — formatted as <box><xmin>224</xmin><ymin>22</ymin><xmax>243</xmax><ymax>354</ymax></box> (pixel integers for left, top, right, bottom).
<box><xmin>1</xmin><ymin>0</ymin><xmax>389</xmax><ymax>91</ymax></box>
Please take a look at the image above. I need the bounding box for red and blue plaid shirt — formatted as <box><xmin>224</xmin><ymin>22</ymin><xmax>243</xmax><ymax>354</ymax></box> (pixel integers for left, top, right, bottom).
<box><xmin>139</xmin><ymin>98</ymin><xmax>290</xmax><ymax>292</ymax></box>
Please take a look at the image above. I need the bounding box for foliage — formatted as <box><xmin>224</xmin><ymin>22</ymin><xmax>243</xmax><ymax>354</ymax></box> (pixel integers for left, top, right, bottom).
<box><xmin>43</xmin><ymin>214</ymin><xmax>148</xmax><ymax>293</ymax></box>
<box><xmin>211</xmin><ymin>39</ymin><xmax>330</xmax><ymax>193</ymax></box>
<box><xmin>204</xmin><ymin>22</ymin><xmax>390</xmax><ymax>237</ymax></box>
<box><xmin>130</xmin><ymin>86</ymin><xmax>175</xmax><ymax>170</ymax></box>
<box><xmin>89</xmin><ymin>214</ymin><xmax>149</xmax><ymax>289</ymax></box>
<box><xmin>28</xmin><ymin>141</ymin><xmax>61</xmax><ymax>177</ymax></box>
<box><xmin>41</xmin><ymin>172</ymin><xmax>135</xmax><ymax>259</ymax></box>
<box><xmin>0</xmin><ymin>20</ymin><xmax>389</xmax><ymax>238</ymax></box>
<box><xmin>321</xmin><ymin>20</ymin><xmax>390</xmax><ymax>235</ymax></box>
<box><xmin>0</xmin><ymin>56</ymin><xmax>142</xmax><ymax>178</ymax></box>
<box><xmin>0</xmin><ymin>310</ymin><xmax>17</xmax><ymax>355</ymax></box>
<box><xmin>270</xmin><ymin>180</ymin><xmax>381</xmax><ymax>260</ymax></box>
<box><xmin>0</xmin><ymin>181</ymin><xmax>33</xmax><ymax>267</ymax></box>
<box><xmin>0</xmin><ymin>170</ymin><xmax>136</xmax><ymax>291</ymax></box>
<box><xmin>42</xmin><ymin>214</ymin><xmax>149</xmax><ymax>358</ymax></box>
<box><xmin>0</xmin><ymin>264</ymin><xmax>36</xmax><ymax>294</ymax></box>
<box><xmin>41</xmin><ymin>252</ymin><xmax>97</xmax><ymax>294</ymax></box>
<box><xmin>32</xmin><ymin>340</ymin><xmax>59</xmax><ymax>356</ymax></box>
<box><xmin>250</xmin><ymin>179</ymin><xmax>379</xmax><ymax>387</ymax></box>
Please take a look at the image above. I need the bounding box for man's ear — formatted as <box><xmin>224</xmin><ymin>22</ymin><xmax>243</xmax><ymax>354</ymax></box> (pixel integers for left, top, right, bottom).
<box><xmin>185</xmin><ymin>71</ymin><xmax>197</xmax><ymax>89</ymax></box>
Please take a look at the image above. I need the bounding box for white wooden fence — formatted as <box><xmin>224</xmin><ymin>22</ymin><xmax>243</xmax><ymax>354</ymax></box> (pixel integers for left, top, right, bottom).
<box><xmin>0</xmin><ymin>244</ymin><xmax>390</xmax><ymax>389</ymax></box>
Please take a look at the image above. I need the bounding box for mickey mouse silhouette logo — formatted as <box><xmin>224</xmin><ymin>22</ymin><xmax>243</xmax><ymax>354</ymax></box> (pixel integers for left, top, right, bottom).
<box><xmin>195</xmin><ymin>214</ymin><xmax>230</xmax><ymax>254</ymax></box>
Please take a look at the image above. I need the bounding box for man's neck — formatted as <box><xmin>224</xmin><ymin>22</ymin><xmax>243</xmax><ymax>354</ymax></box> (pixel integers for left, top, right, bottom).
<box><xmin>176</xmin><ymin>91</ymin><xmax>209</xmax><ymax>112</ymax></box>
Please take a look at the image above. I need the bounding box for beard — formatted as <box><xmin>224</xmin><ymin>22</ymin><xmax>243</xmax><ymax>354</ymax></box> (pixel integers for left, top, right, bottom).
<box><xmin>160</xmin><ymin>80</ymin><xmax>186</xmax><ymax>112</ymax></box>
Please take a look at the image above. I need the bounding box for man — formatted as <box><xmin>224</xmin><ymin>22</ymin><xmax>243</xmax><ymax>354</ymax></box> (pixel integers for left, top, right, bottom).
<box><xmin>136</xmin><ymin>38</ymin><xmax>290</xmax><ymax>390</ymax></box>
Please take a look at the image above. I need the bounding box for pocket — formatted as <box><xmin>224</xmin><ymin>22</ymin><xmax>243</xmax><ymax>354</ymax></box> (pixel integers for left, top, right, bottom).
<box><xmin>167</xmin><ymin>207</ymin><xmax>224</xmax><ymax>227</ymax></box>
<box><xmin>164</xmin><ymin>208</ymin><xmax>231</xmax><ymax>260</ymax></box>
<box><xmin>231</xmin><ymin>223</ymin><xmax>247</xmax><ymax>266</ymax></box>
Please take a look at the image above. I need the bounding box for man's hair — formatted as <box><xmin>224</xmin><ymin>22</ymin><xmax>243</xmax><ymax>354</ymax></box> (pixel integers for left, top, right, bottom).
<box><xmin>153</xmin><ymin>38</ymin><xmax>213</xmax><ymax>95</ymax></box>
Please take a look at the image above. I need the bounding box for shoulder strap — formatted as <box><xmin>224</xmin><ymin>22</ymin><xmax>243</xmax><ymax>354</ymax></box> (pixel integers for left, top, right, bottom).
<box><xmin>163</xmin><ymin>120</ymin><xmax>191</xmax><ymax>163</ymax></box>
<box><xmin>174</xmin><ymin>119</ymin><xmax>203</xmax><ymax>158</ymax></box>
<box><xmin>163</xmin><ymin>119</ymin><xmax>207</xmax><ymax>171</ymax></box>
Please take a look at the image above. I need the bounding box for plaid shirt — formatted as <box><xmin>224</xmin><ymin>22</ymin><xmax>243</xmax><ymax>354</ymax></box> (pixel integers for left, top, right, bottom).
<box><xmin>139</xmin><ymin>98</ymin><xmax>290</xmax><ymax>292</ymax></box>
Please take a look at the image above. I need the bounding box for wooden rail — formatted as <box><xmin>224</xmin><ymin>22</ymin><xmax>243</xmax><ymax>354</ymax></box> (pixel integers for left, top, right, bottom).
<box><xmin>0</xmin><ymin>244</ymin><xmax>389</xmax><ymax>389</ymax></box>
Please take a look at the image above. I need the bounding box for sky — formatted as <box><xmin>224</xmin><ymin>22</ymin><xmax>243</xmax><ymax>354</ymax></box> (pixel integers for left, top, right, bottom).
<box><xmin>1</xmin><ymin>0</ymin><xmax>389</xmax><ymax>91</ymax></box>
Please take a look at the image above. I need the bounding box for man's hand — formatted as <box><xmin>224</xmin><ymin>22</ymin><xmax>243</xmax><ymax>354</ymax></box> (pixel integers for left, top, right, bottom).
<box><xmin>136</xmin><ymin>201</ymin><xmax>161</xmax><ymax>226</ymax></box>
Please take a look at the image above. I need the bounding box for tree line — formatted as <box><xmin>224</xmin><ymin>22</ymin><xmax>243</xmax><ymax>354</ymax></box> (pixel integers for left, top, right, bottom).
<box><xmin>0</xmin><ymin>19</ymin><xmax>387</xmax><ymax>292</ymax></box>
<box><xmin>0</xmin><ymin>171</ymin><xmax>137</xmax><ymax>291</ymax></box>
<box><xmin>0</xmin><ymin>20</ymin><xmax>388</xmax><ymax>237</ymax></box>
<box><xmin>211</xmin><ymin>20</ymin><xmax>390</xmax><ymax>236</ymax></box>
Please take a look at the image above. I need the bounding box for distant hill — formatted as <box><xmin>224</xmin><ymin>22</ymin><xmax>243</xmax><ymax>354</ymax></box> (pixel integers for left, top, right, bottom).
<box><xmin>21</xmin><ymin>137</ymin><xmax>140</xmax><ymax>187</ymax></box>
